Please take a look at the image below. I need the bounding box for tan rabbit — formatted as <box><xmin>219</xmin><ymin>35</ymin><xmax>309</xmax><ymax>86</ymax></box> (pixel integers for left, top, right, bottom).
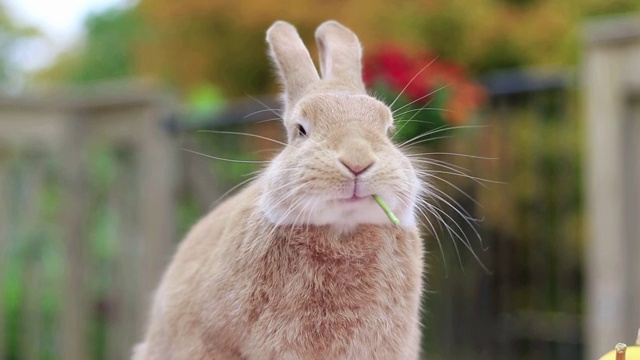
<box><xmin>133</xmin><ymin>20</ymin><xmax>425</xmax><ymax>360</ymax></box>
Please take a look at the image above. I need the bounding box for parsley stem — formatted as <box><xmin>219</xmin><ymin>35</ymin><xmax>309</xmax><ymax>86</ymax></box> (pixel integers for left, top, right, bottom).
<box><xmin>372</xmin><ymin>194</ymin><xmax>400</xmax><ymax>225</ymax></box>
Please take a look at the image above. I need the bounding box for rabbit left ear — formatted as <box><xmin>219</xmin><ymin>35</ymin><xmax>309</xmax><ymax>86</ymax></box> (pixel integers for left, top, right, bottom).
<box><xmin>267</xmin><ymin>21</ymin><xmax>320</xmax><ymax>109</ymax></box>
<box><xmin>315</xmin><ymin>21</ymin><xmax>366</xmax><ymax>93</ymax></box>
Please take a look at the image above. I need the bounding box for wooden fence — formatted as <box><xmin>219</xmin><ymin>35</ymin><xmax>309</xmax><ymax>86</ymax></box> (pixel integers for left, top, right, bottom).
<box><xmin>0</xmin><ymin>88</ymin><xmax>177</xmax><ymax>360</ymax></box>
<box><xmin>0</xmin><ymin>88</ymin><xmax>283</xmax><ymax>360</ymax></box>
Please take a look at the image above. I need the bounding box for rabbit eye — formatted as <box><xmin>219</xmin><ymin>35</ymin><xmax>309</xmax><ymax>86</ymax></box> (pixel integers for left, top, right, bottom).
<box><xmin>297</xmin><ymin>124</ymin><xmax>307</xmax><ymax>137</ymax></box>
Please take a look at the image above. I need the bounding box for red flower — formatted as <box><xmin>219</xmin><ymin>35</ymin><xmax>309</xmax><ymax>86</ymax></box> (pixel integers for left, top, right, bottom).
<box><xmin>363</xmin><ymin>45</ymin><xmax>485</xmax><ymax>124</ymax></box>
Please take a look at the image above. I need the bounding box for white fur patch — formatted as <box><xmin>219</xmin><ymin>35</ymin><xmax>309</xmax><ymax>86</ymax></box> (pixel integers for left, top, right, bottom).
<box><xmin>260</xmin><ymin>192</ymin><xmax>416</xmax><ymax>230</ymax></box>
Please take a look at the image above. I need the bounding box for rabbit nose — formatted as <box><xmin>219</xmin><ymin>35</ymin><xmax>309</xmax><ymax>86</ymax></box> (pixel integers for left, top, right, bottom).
<box><xmin>339</xmin><ymin>158</ymin><xmax>374</xmax><ymax>176</ymax></box>
<box><xmin>338</xmin><ymin>136</ymin><xmax>376</xmax><ymax>175</ymax></box>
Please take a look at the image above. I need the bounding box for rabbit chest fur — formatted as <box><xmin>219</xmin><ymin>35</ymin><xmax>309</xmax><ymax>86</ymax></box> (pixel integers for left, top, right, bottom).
<box><xmin>135</xmin><ymin>184</ymin><xmax>423</xmax><ymax>359</ymax></box>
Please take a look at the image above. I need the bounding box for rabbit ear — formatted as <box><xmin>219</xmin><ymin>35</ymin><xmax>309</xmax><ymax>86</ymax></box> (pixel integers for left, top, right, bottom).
<box><xmin>267</xmin><ymin>21</ymin><xmax>320</xmax><ymax>107</ymax></box>
<box><xmin>315</xmin><ymin>21</ymin><xmax>366</xmax><ymax>93</ymax></box>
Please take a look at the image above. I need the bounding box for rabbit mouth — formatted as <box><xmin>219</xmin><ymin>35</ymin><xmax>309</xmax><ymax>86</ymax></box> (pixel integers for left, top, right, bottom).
<box><xmin>337</xmin><ymin>194</ymin><xmax>368</xmax><ymax>203</ymax></box>
<box><xmin>335</xmin><ymin>181</ymin><xmax>372</xmax><ymax>204</ymax></box>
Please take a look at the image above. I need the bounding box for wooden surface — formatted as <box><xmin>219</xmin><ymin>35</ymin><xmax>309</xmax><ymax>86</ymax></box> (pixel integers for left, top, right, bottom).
<box><xmin>584</xmin><ymin>16</ymin><xmax>640</xmax><ymax>359</ymax></box>
<box><xmin>0</xmin><ymin>89</ymin><xmax>177</xmax><ymax>360</ymax></box>
<box><xmin>0</xmin><ymin>151</ymin><xmax>7</xmax><ymax>359</ymax></box>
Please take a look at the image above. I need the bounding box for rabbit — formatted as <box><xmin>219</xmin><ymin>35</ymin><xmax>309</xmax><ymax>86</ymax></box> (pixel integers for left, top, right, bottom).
<box><xmin>133</xmin><ymin>20</ymin><xmax>425</xmax><ymax>360</ymax></box>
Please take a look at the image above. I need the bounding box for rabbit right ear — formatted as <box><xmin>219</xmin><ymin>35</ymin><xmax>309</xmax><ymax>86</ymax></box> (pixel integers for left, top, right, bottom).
<box><xmin>315</xmin><ymin>21</ymin><xmax>366</xmax><ymax>94</ymax></box>
<box><xmin>267</xmin><ymin>21</ymin><xmax>320</xmax><ymax>109</ymax></box>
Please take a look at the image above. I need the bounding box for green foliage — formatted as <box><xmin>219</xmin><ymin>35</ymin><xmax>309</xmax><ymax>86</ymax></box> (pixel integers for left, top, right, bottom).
<box><xmin>581</xmin><ymin>0</ymin><xmax>640</xmax><ymax>16</ymax></box>
<box><xmin>69</xmin><ymin>5</ymin><xmax>143</xmax><ymax>83</ymax></box>
<box><xmin>418</xmin><ymin>89</ymin><xmax>584</xmax><ymax>359</ymax></box>
<box><xmin>470</xmin><ymin>38</ymin><xmax>528</xmax><ymax>73</ymax></box>
<box><xmin>186</xmin><ymin>83</ymin><xmax>226</xmax><ymax>123</ymax></box>
<box><xmin>375</xmin><ymin>81</ymin><xmax>451</xmax><ymax>143</ymax></box>
<box><xmin>419</xmin><ymin>10</ymin><xmax>468</xmax><ymax>63</ymax></box>
<box><xmin>36</xmin><ymin>0</ymin><xmax>640</xmax><ymax>95</ymax></box>
<box><xmin>2</xmin><ymin>155</ymin><xmax>63</xmax><ymax>360</ymax></box>
<box><xmin>0</xmin><ymin>3</ymin><xmax>40</xmax><ymax>84</ymax></box>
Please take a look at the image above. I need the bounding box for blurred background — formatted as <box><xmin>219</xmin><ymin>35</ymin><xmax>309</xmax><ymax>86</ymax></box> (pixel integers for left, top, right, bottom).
<box><xmin>0</xmin><ymin>0</ymin><xmax>639</xmax><ymax>359</ymax></box>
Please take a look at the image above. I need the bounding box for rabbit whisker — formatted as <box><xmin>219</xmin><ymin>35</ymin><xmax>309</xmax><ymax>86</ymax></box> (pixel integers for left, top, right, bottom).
<box><xmin>275</xmin><ymin>197</ymin><xmax>307</xmax><ymax>226</ymax></box>
<box><xmin>411</xmin><ymin>158</ymin><xmax>473</xmax><ymax>176</ymax></box>
<box><xmin>409</xmin><ymin>152</ymin><xmax>497</xmax><ymax>160</ymax></box>
<box><xmin>213</xmin><ymin>175</ymin><xmax>260</xmax><ymax>206</ymax></box>
<box><xmin>412</xmin><ymin>159</ymin><xmax>490</xmax><ymax>181</ymax></box>
<box><xmin>397</xmin><ymin>123</ymin><xmax>449</xmax><ymax>145</ymax></box>
<box><xmin>420</xmin><ymin>169</ymin><xmax>504</xmax><ymax>186</ymax></box>
<box><xmin>198</xmin><ymin>130</ymin><xmax>287</xmax><ymax>146</ymax></box>
<box><xmin>255</xmin><ymin>117</ymin><xmax>284</xmax><ymax>124</ymax></box>
<box><xmin>424</xmin><ymin>187</ymin><xmax>485</xmax><ymax>249</ymax></box>
<box><xmin>412</xmin><ymin>199</ymin><xmax>449</xmax><ymax>278</ymax></box>
<box><xmin>262</xmin><ymin>182</ymin><xmax>307</xmax><ymax>208</ymax></box>
<box><xmin>393</xmin><ymin>107</ymin><xmax>452</xmax><ymax>119</ymax></box>
<box><xmin>265</xmin><ymin>196</ymin><xmax>305</xmax><ymax>238</ymax></box>
<box><xmin>182</xmin><ymin>148</ymin><xmax>270</xmax><ymax>164</ymax></box>
<box><xmin>243</xmin><ymin>108</ymin><xmax>283</xmax><ymax>119</ymax></box>
<box><xmin>388</xmin><ymin>56</ymin><xmax>439</xmax><ymax>110</ymax></box>
<box><xmin>241</xmin><ymin>169</ymin><xmax>264</xmax><ymax>177</ymax></box>
<box><xmin>392</xmin><ymin>84</ymin><xmax>450</xmax><ymax>116</ymax></box>
<box><xmin>424</xmin><ymin>199</ymin><xmax>490</xmax><ymax>273</ymax></box>
<box><xmin>247</xmin><ymin>95</ymin><xmax>283</xmax><ymax>119</ymax></box>
<box><xmin>305</xmin><ymin>200</ymin><xmax>320</xmax><ymax>232</ymax></box>
<box><xmin>392</xmin><ymin>119</ymin><xmax>434</xmax><ymax>128</ymax></box>
<box><xmin>421</xmin><ymin>172</ymin><xmax>483</xmax><ymax>211</ymax></box>
<box><xmin>290</xmin><ymin>198</ymin><xmax>313</xmax><ymax>230</ymax></box>
<box><xmin>399</xmin><ymin>125</ymin><xmax>486</xmax><ymax>148</ymax></box>
<box><xmin>417</xmin><ymin>199</ymin><xmax>464</xmax><ymax>270</ymax></box>
<box><xmin>393</xmin><ymin>99</ymin><xmax>436</xmax><ymax>139</ymax></box>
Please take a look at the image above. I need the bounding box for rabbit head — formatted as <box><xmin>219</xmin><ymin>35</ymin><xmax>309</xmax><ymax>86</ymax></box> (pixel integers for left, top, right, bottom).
<box><xmin>261</xmin><ymin>20</ymin><xmax>422</xmax><ymax>230</ymax></box>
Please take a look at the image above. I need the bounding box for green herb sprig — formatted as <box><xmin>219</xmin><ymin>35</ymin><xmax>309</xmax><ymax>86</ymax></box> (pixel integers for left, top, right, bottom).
<box><xmin>372</xmin><ymin>194</ymin><xmax>400</xmax><ymax>225</ymax></box>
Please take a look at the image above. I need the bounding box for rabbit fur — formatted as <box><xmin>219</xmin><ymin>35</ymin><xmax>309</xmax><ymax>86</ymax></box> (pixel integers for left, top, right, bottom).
<box><xmin>133</xmin><ymin>20</ymin><xmax>425</xmax><ymax>360</ymax></box>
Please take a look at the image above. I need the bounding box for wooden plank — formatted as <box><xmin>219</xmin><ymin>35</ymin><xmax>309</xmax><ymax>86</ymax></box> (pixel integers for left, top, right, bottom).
<box><xmin>0</xmin><ymin>109</ymin><xmax>67</xmax><ymax>149</ymax></box>
<box><xmin>137</xmin><ymin>101</ymin><xmax>176</xmax><ymax>348</ymax></box>
<box><xmin>107</xmin><ymin>146</ymin><xmax>140</xmax><ymax>360</ymax></box>
<box><xmin>625</xmin><ymin>98</ymin><xmax>640</xmax><ymax>338</ymax></box>
<box><xmin>584</xmin><ymin>36</ymin><xmax>634</xmax><ymax>359</ymax></box>
<box><xmin>0</xmin><ymin>149</ymin><xmax>9</xmax><ymax>360</ymax></box>
<box><xmin>21</xmin><ymin>262</ymin><xmax>42</xmax><ymax>360</ymax></box>
<box><xmin>584</xmin><ymin>15</ymin><xmax>640</xmax><ymax>46</ymax></box>
<box><xmin>19</xmin><ymin>153</ymin><xmax>46</xmax><ymax>360</ymax></box>
<box><xmin>59</xmin><ymin>115</ymin><xmax>89</xmax><ymax>360</ymax></box>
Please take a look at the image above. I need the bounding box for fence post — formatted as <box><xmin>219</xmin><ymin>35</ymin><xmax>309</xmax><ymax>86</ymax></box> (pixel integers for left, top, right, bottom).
<box><xmin>80</xmin><ymin>95</ymin><xmax>178</xmax><ymax>359</ymax></box>
<box><xmin>0</xmin><ymin>148</ymin><xmax>8</xmax><ymax>360</ymax></box>
<box><xmin>584</xmin><ymin>16</ymin><xmax>640</xmax><ymax>359</ymax></box>
<box><xmin>60</xmin><ymin>115</ymin><xmax>90</xmax><ymax>360</ymax></box>
<box><xmin>137</xmin><ymin>99</ymin><xmax>176</xmax><ymax>343</ymax></box>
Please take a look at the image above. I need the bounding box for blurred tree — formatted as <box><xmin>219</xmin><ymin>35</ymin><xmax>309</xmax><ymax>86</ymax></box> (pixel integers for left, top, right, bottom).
<box><xmin>71</xmin><ymin>6</ymin><xmax>143</xmax><ymax>83</ymax></box>
<box><xmin>39</xmin><ymin>0</ymin><xmax>640</xmax><ymax>95</ymax></box>
<box><xmin>39</xmin><ymin>5</ymin><xmax>143</xmax><ymax>84</ymax></box>
<box><xmin>0</xmin><ymin>2</ymin><xmax>40</xmax><ymax>87</ymax></box>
